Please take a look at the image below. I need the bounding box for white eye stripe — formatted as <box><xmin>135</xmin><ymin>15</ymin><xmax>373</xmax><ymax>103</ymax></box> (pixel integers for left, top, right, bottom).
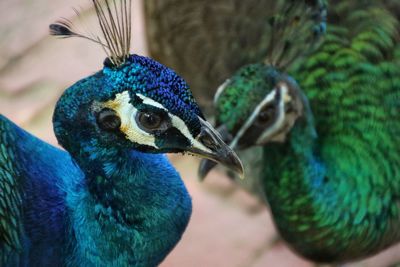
<box><xmin>229</xmin><ymin>89</ymin><xmax>277</xmax><ymax>149</ymax></box>
<box><xmin>214</xmin><ymin>79</ymin><xmax>231</xmax><ymax>105</ymax></box>
<box><xmin>256</xmin><ymin>84</ymin><xmax>288</xmax><ymax>143</ymax></box>
<box><xmin>136</xmin><ymin>94</ymin><xmax>168</xmax><ymax>111</ymax></box>
<box><xmin>136</xmin><ymin>93</ymin><xmax>212</xmax><ymax>153</ymax></box>
<box><xmin>229</xmin><ymin>83</ymin><xmax>292</xmax><ymax>148</ymax></box>
<box><xmin>104</xmin><ymin>91</ymin><xmax>211</xmax><ymax>152</ymax></box>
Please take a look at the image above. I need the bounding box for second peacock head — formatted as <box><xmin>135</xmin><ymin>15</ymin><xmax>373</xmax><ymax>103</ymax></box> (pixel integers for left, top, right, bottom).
<box><xmin>198</xmin><ymin>64</ymin><xmax>308</xmax><ymax>179</ymax></box>
<box><xmin>215</xmin><ymin>64</ymin><xmax>306</xmax><ymax>149</ymax></box>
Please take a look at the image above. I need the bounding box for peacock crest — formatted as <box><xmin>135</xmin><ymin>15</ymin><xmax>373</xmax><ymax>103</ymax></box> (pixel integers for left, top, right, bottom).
<box><xmin>49</xmin><ymin>0</ymin><xmax>132</xmax><ymax>67</ymax></box>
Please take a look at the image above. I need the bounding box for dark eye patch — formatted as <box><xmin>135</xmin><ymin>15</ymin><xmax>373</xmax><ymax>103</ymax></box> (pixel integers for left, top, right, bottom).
<box><xmin>255</xmin><ymin>86</ymin><xmax>281</xmax><ymax>126</ymax></box>
<box><xmin>256</xmin><ymin>104</ymin><xmax>276</xmax><ymax>126</ymax></box>
<box><xmin>237</xmin><ymin>101</ymin><xmax>279</xmax><ymax>149</ymax></box>
<box><xmin>154</xmin><ymin>127</ymin><xmax>191</xmax><ymax>153</ymax></box>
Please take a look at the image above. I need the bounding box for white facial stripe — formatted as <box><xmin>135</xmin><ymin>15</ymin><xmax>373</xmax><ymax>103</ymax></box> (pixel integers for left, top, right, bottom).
<box><xmin>137</xmin><ymin>94</ymin><xmax>168</xmax><ymax>111</ymax></box>
<box><xmin>136</xmin><ymin>93</ymin><xmax>212</xmax><ymax>153</ymax></box>
<box><xmin>108</xmin><ymin>92</ymin><xmax>211</xmax><ymax>153</ymax></box>
<box><xmin>171</xmin><ymin>115</ymin><xmax>212</xmax><ymax>153</ymax></box>
<box><xmin>104</xmin><ymin>91</ymin><xmax>158</xmax><ymax>148</ymax></box>
<box><xmin>256</xmin><ymin>84</ymin><xmax>289</xmax><ymax>143</ymax></box>
<box><xmin>229</xmin><ymin>89</ymin><xmax>277</xmax><ymax>149</ymax></box>
<box><xmin>214</xmin><ymin>79</ymin><xmax>231</xmax><ymax>105</ymax></box>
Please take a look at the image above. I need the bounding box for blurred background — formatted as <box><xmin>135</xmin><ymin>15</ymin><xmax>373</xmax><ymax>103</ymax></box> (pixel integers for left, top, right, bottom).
<box><xmin>1</xmin><ymin>0</ymin><xmax>400</xmax><ymax>266</ymax></box>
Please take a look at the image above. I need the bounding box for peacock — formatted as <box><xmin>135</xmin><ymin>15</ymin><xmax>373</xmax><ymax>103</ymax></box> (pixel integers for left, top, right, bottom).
<box><xmin>194</xmin><ymin>0</ymin><xmax>400</xmax><ymax>264</ymax></box>
<box><xmin>0</xmin><ymin>1</ymin><xmax>243</xmax><ymax>266</ymax></box>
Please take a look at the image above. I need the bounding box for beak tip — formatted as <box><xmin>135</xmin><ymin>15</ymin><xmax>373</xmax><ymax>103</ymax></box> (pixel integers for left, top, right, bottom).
<box><xmin>198</xmin><ymin>154</ymin><xmax>244</xmax><ymax>181</ymax></box>
<box><xmin>236</xmin><ymin>163</ymin><xmax>245</xmax><ymax>180</ymax></box>
<box><xmin>198</xmin><ymin>173</ymin><xmax>207</xmax><ymax>181</ymax></box>
<box><xmin>194</xmin><ymin>117</ymin><xmax>244</xmax><ymax>181</ymax></box>
<box><xmin>229</xmin><ymin>153</ymin><xmax>245</xmax><ymax>179</ymax></box>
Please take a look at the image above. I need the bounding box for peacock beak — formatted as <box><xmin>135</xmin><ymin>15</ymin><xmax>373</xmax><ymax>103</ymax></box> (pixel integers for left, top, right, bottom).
<box><xmin>188</xmin><ymin>118</ymin><xmax>243</xmax><ymax>179</ymax></box>
<box><xmin>198</xmin><ymin>158</ymin><xmax>218</xmax><ymax>181</ymax></box>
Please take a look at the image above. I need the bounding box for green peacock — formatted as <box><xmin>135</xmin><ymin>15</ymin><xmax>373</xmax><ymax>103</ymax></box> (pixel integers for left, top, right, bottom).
<box><xmin>146</xmin><ymin>0</ymin><xmax>400</xmax><ymax>264</ymax></box>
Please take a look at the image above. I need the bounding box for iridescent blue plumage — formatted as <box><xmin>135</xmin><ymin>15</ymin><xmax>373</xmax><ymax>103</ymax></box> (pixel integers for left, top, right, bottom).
<box><xmin>1</xmin><ymin>114</ymin><xmax>74</xmax><ymax>266</ymax></box>
<box><xmin>0</xmin><ymin>1</ymin><xmax>243</xmax><ymax>266</ymax></box>
<box><xmin>1</xmin><ymin>55</ymin><xmax>195</xmax><ymax>266</ymax></box>
<box><xmin>54</xmin><ymin>54</ymin><xmax>204</xmax><ymax>153</ymax></box>
<box><xmin>104</xmin><ymin>55</ymin><xmax>204</xmax><ymax>134</ymax></box>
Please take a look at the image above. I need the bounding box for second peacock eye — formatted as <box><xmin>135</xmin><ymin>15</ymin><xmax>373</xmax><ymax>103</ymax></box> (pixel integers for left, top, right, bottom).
<box><xmin>257</xmin><ymin>105</ymin><xmax>275</xmax><ymax>124</ymax></box>
<box><xmin>97</xmin><ymin>108</ymin><xmax>121</xmax><ymax>131</ymax></box>
<box><xmin>137</xmin><ymin>112</ymin><xmax>163</xmax><ymax>131</ymax></box>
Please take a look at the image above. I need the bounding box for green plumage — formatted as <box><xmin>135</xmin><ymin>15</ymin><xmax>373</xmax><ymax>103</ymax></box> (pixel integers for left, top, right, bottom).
<box><xmin>266</xmin><ymin>3</ymin><xmax>400</xmax><ymax>261</ymax></box>
<box><xmin>216</xmin><ymin>1</ymin><xmax>400</xmax><ymax>263</ymax></box>
<box><xmin>217</xmin><ymin>65</ymin><xmax>280</xmax><ymax>133</ymax></box>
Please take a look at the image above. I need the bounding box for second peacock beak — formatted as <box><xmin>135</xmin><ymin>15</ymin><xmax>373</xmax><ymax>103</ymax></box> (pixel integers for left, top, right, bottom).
<box><xmin>198</xmin><ymin>125</ymin><xmax>238</xmax><ymax>181</ymax></box>
<box><xmin>198</xmin><ymin>158</ymin><xmax>218</xmax><ymax>181</ymax></box>
<box><xmin>188</xmin><ymin>117</ymin><xmax>243</xmax><ymax>179</ymax></box>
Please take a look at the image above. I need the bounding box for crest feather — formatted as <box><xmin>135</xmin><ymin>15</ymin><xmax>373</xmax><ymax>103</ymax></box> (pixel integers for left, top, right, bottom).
<box><xmin>50</xmin><ymin>0</ymin><xmax>132</xmax><ymax>67</ymax></box>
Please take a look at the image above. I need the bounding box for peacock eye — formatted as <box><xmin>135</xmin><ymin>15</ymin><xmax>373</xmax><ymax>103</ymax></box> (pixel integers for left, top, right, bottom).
<box><xmin>257</xmin><ymin>105</ymin><xmax>275</xmax><ymax>124</ymax></box>
<box><xmin>137</xmin><ymin>112</ymin><xmax>162</xmax><ymax>131</ymax></box>
<box><xmin>97</xmin><ymin>108</ymin><xmax>121</xmax><ymax>131</ymax></box>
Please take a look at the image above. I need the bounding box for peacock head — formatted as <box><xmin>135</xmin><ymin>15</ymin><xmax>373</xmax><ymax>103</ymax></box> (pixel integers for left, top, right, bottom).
<box><xmin>198</xmin><ymin>64</ymin><xmax>307</xmax><ymax>179</ymax></box>
<box><xmin>53</xmin><ymin>54</ymin><xmax>242</xmax><ymax>174</ymax></box>
<box><xmin>51</xmin><ymin>0</ymin><xmax>243</xmax><ymax>175</ymax></box>
<box><xmin>215</xmin><ymin>64</ymin><xmax>306</xmax><ymax>148</ymax></box>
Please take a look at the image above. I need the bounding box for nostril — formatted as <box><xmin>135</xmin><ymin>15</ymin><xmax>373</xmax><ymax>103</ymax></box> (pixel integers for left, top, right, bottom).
<box><xmin>199</xmin><ymin>131</ymin><xmax>218</xmax><ymax>150</ymax></box>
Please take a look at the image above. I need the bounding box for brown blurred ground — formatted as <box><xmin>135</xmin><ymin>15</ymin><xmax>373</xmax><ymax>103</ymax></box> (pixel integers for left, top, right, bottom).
<box><xmin>0</xmin><ymin>1</ymin><xmax>400</xmax><ymax>266</ymax></box>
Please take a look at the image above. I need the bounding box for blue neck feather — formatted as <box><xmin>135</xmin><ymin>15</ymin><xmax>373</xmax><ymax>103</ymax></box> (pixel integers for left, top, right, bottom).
<box><xmin>13</xmin><ymin>122</ymin><xmax>191</xmax><ymax>266</ymax></box>
<box><xmin>65</xmin><ymin>143</ymin><xmax>192</xmax><ymax>266</ymax></box>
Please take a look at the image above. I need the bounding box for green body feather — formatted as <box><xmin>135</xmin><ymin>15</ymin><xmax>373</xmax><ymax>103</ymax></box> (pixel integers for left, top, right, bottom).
<box><xmin>261</xmin><ymin>2</ymin><xmax>400</xmax><ymax>262</ymax></box>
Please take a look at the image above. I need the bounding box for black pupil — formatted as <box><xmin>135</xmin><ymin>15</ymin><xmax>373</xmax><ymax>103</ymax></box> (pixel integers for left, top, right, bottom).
<box><xmin>257</xmin><ymin>106</ymin><xmax>275</xmax><ymax>123</ymax></box>
<box><xmin>139</xmin><ymin>112</ymin><xmax>162</xmax><ymax>129</ymax></box>
<box><xmin>98</xmin><ymin>109</ymin><xmax>121</xmax><ymax>131</ymax></box>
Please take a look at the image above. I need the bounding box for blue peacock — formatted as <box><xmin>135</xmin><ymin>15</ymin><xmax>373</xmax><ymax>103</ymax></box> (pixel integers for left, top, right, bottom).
<box><xmin>0</xmin><ymin>1</ymin><xmax>242</xmax><ymax>266</ymax></box>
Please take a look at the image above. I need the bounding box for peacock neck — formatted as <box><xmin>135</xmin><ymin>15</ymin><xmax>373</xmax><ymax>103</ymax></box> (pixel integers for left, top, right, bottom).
<box><xmin>261</xmin><ymin>103</ymin><xmax>400</xmax><ymax>262</ymax></box>
<box><xmin>262</xmin><ymin>110</ymin><xmax>327</xmax><ymax>211</ymax></box>
<box><xmin>65</xmin><ymin>145</ymin><xmax>192</xmax><ymax>267</ymax></box>
<box><xmin>261</xmin><ymin>109</ymin><xmax>354</xmax><ymax>261</ymax></box>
